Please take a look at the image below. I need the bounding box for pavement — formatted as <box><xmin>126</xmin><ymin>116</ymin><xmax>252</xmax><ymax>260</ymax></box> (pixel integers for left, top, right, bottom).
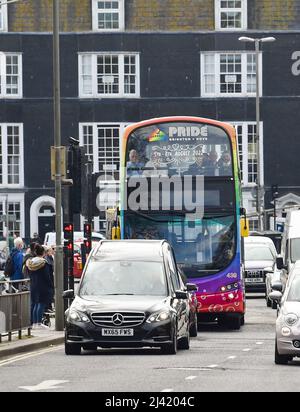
<box><xmin>0</xmin><ymin>323</ymin><xmax>64</xmax><ymax>359</ymax></box>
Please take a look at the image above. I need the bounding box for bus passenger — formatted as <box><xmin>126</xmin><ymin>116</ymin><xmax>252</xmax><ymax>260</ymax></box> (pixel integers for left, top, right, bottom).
<box><xmin>217</xmin><ymin>151</ymin><xmax>232</xmax><ymax>176</ymax></box>
<box><xmin>127</xmin><ymin>149</ymin><xmax>144</xmax><ymax>177</ymax></box>
<box><xmin>142</xmin><ymin>151</ymin><xmax>168</xmax><ymax>177</ymax></box>
<box><xmin>185</xmin><ymin>152</ymin><xmax>205</xmax><ymax>175</ymax></box>
<box><xmin>203</xmin><ymin>150</ymin><xmax>219</xmax><ymax>176</ymax></box>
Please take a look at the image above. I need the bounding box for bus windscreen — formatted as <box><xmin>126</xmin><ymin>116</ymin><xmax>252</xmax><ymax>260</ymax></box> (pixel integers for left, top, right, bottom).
<box><xmin>126</xmin><ymin>122</ymin><xmax>233</xmax><ymax>178</ymax></box>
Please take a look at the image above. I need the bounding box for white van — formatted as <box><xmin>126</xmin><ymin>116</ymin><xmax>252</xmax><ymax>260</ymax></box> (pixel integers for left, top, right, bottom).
<box><xmin>279</xmin><ymin>209</ymin><xmax>300</xmax><ymax>282</ymax></box>
<box><xmin>44</xmin><ymin>231</ymin><xmax>105</xmax><ymax>246</ymax></box>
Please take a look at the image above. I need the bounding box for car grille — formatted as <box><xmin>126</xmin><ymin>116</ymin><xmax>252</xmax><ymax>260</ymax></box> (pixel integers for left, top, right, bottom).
<box><xmin>90</xmin><ymin>312</ymin><xmax>146</xmax><ymax>328</ymax></box>
<box><xmin>245</xmin><ymin>270</ymin><xmax>265</xmax><ymax>279</ymax></box>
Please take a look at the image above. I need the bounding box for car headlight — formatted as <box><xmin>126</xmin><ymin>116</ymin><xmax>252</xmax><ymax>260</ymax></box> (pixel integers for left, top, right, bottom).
<box><xmin>67</xmin><ymin>310</ymin><xmax>90</xmax><ymax>323</ymax></box>
<box><xmin>146</xmin><ymin>311</ymin><xmax>170</xmax><ymax>323</ymax></box>
<box><xmin>284</xmin><ymin>313</ymin><xmax>299</xmax><ymax>327</ymax></box>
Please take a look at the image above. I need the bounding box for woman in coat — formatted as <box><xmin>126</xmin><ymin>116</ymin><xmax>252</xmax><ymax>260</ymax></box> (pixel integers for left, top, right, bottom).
<box><xmin>26</xmin><ymin>244</ymin><xmax>52</xmax><ymax>329</ymax></box>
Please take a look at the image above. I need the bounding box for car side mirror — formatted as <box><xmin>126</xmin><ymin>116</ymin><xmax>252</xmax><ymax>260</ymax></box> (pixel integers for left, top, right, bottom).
<box><xmin>63</xmin><ymin>289</ymin><xmax>74</xmax><ymax>299</ymax></box>
<box><xmin>276</xmin><ymin>257</ymin><xmax>286</xmax><ymax>270</ymax></box>
<box><xmin>186</xmin><ymin>283</ymin><xmax>198</xmax><ymax>292</ymax></box>
<box><xmin>269</xmin><ymin>291</ymin><xmax>282</xmax><ymax>305</ymax></box>
<box><xmin>175</xmin><ymin>290</ymin><xmax>188</xmax><ymax>300</ymax></box>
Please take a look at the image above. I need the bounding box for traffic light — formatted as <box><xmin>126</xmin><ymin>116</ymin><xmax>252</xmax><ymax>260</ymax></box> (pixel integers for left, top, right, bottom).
<box><xmin>84</xmin><ymin>223</ymin><xmax>92</xmax><ymax>253</ymax></box>
<box><xmin>64</xmin><ymin>223</ymin><xmax>74</xmax><ymax>257</ymax></box>
<box><xmin>68</xmin><ymin>144</ymin><xmax>84</xmax><ymax>214</ymax></box>
<box><xmin>271</xmin><ymin>184</ymin><xmax>279</xmax><ymax>200</ymax></box>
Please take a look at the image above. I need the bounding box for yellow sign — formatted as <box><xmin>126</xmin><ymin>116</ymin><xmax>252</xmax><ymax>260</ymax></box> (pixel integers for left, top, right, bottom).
<box><xmin>51</xmin><ymin>146</ymin><xmax>66</xmax><ymax>180</ymax></box>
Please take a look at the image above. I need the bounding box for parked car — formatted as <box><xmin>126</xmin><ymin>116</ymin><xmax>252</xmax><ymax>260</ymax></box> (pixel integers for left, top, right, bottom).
<box><xmin>270</xmin><ymin>261</ymin><xmax>300</xmax><ymax>365</ymax></box>
<box><xmin>277</xmin><ymin>209</ymin><xmax>300</xmax><ymax>291</ymax></box>
<box><xmin>244</xmin><ymin>236</ymin><xmax>281</xmax><ymax>306</ymax></box>
<box><xmin>64</xmin><ymin>240</ymin><xmax>195</xmax><ymax>356</ymax></box>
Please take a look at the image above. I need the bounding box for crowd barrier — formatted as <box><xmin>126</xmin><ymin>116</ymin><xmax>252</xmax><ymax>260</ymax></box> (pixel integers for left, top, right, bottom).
<box><xmin>0</xmin><ymin>279</ymin><xmax>31</xmax><ymax>342</ymax></box>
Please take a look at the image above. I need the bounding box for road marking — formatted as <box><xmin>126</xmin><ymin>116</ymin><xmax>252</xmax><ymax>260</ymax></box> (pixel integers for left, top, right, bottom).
<box><xmin>19</xmin><ymin>380</ymin><xmax>69</xmax><ymax>392</ymax></box>
<box><xmin>0</xmin><ymin>346</ymin><xmax>62</xmax><ymax>367</ymax></box>
<box><xmin>161</xmin><ymin>389</ymin><xmax>174</xmax><ymax>392</ymax></box>
<box><xmin>185</xmin><ymin>376</ymin><xmax>197</xmax><ymax>381</ymax></box>
<box><xmin>242</xmin><ymin>348</ymin><xmax>251</xmax><ymax>352</ymax></box>
<box><xmin>256</xmin><ymin>342</ymin><xmax>264</xmax><ymax>345</ymax></box>
<box><xmin>207</xmin><ymin>364</ymin><xmax>218</xmax><ymax>368</ymax></box>
<box><xmin>227</xmin><ymin>356</ymin><xmax>237</xmax><ymax>360</ymax></box>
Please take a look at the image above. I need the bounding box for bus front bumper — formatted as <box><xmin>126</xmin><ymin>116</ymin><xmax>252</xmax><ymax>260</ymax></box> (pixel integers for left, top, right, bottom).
<box><xmin>196</xmin><ymin>290</ymin><xmax>245</xmax><ymax>315</ymax></box>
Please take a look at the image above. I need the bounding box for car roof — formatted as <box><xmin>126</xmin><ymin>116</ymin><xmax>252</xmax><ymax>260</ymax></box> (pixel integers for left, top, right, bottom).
<box><xmin>245</xmin><ymin>236</ymin><xmax>274</xmax><ymax>245</ymax></box>
<box><xmin>92</xmin><ymin>240</ymin><xmax>168</xmax><ymax>262</ymax></box>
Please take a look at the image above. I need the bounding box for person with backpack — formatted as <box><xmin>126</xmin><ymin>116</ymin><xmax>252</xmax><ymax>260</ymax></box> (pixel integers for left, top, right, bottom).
<box><xmin>4</xmin><ymin>237</ymin><xmax>24</xmax><ymax>291</ymax></box>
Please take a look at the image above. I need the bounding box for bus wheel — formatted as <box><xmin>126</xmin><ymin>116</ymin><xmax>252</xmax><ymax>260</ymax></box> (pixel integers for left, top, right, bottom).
<box><xmin>226</xmin><ymin>314</ymin><xmax>241</xmax><ymax>330</ymax></box>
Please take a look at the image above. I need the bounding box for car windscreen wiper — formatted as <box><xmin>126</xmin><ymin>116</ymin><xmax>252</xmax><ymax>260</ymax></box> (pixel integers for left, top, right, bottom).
<box><xmin>106</xmin><ymin>293</ymin><xmax>135</xmax><ymax>296</ymax></box>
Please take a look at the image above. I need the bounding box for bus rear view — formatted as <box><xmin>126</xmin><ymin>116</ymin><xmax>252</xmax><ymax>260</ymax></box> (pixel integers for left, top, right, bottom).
<box><xmin>121</xmin><ymin>116</ymin><xmax>246</xmax><ymax>330</ymax></box>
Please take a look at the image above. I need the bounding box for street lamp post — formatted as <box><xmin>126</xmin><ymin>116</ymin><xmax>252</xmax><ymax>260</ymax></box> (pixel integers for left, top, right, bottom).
<box><xmin>53</xmin><ymin>0</ymin><xmax>64</xmax><ymax>331</ymax></box>
<box><xmin>239</xmin><ymin>36</ymin><xmax>276</xmax><ymax>231</ymax></box>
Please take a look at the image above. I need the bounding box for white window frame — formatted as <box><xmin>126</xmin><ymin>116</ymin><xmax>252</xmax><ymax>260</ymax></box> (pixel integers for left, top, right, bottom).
<box><xmin>0</xmin><ymin>193</ymin><xmax>25</xmax><ymax>238</ymax></box>
<box><xmin>201</xmin><ymin>52</ymin><xmax>262</xmax><ymax>97</ymax></box>
<box><xmin>215</xmin><ymin>0</ymin><xmax>247</xmax><ymax>31</ymax></box>
<box><xmin>79</xmin><ymin>122</ymin><xmax>130</xmax><ymax>174</ymax></box>
<box><xmin>79</xmin><ymin>122</ymin><xmax>131</xmax><ymax>220</ymax></box>
<box><xmin>232</xmin><ymin>121</ymin><xmax>263</xmax><ymax>187</ymax></box>
<box><xmin>0</xmin><ymin>123</ymin><xmax>24</xmax><ymax>188</ymax></box>
<box><xmin>92</xmin><ymin>0</ymin><xmax>125</xmax><ymax>32</ymax></box>
<box><xmin>78</xmin><ymin>53</ymin><xmax>140</xmax><ymax>98</ymax></box>
<box><xmin>0</xmin><ymin>53</ymin><xmax>23</xmax><ymax>98</ymax></box>
<box><xmin>0</xmin><ymin>1</ymin><xmax>8</xmax><ymax>32</ymax></box>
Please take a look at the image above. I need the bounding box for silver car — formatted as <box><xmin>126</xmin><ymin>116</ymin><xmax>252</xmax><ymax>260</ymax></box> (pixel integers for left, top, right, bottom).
<box><xmin>270</xmin><ymin>261</ymin><xmax>300</xmax><ymax>365</ymax></box>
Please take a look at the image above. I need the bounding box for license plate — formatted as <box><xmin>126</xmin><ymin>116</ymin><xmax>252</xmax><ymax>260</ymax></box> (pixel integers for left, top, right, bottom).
<box><xmin>102</xmin><ymin>329</ymin><xmax>134</xmax><ymax>337</ymax></box>
<box><xmin>245</xmin><ymin>278</ymin><xmax>264</xmax><ymax>283</ymax></box>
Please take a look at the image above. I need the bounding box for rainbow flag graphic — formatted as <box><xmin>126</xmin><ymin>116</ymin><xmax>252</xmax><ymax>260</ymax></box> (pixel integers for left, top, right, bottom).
<box><xmin>149</xmin><ymin>128</ymin><xmax>168</xmax><ymax>142</ymax></box>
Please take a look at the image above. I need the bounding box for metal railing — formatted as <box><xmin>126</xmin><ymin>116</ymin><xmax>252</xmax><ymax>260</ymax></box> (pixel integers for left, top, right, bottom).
<box><xmin>0</xmin><ymin>279</ymin><xmax>31</xmax><ymax>342</ymax></box>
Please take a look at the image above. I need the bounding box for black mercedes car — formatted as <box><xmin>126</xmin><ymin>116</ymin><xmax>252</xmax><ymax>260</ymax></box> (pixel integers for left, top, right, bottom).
<box><xmin>64</xmin><ymin>240</ymin><xmax>195</xmax><ymax>355</ymax></box>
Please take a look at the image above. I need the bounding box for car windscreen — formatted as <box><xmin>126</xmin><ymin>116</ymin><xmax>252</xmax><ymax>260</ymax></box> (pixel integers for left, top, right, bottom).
<box><xmin>290</xmin><ymin>238</ymin><xmax>300</xmax><ymax>263</ymax></box>
<box><xmin>287</xmin><ymin>276</ymin><xmax>300</xmax><ymax>302</ymax></box>
<box><xmin>245</xmin><ymin>245</ymin><xmax>275</xmax><ymax>261</ymax></box>
<box><xmin>79</xmin><ymin>260</ymin><xmax>167</xmax><ymax>297</ymax></box>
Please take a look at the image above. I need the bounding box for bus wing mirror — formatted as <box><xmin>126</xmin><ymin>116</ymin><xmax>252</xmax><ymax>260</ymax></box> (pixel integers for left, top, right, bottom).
<box><xmin>240</xmin><ymin>217</ymin><xmax>250</xmax><ymax>237</ymax></box>
<box><xmin>112</xmin><ymin>225</ymin><xmax>121</xmax><ymax>240</ymax></box>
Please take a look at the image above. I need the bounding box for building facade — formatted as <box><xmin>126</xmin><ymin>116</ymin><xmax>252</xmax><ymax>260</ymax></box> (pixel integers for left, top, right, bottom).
<box><xmin>0</xmin><ymin>0</ymin><xmax>300</xmax><ymax>240</ymax></box>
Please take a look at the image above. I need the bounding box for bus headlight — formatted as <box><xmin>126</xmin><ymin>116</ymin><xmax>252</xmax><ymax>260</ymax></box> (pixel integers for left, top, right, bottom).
<box><xmin>220</xmin><ymin>282</ymin><xmax>239</xmax><ymax>293</ymax></box>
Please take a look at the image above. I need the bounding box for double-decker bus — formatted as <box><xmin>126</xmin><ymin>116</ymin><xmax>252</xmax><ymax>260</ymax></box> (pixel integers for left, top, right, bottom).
<box><xmin>118</xmin><ymin>116</ymin><xmax>247</xmax><ymax>330</ymax></box>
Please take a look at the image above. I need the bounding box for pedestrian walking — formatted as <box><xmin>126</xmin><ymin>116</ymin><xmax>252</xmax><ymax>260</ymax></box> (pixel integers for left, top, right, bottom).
<box><xmin>6</xmin><ymin>237</ymin><xmax>24</xmax><ymax>291</ymax></box>
<box><xmin>26</xmin><ymin>244</ymin><xmax>53</xmax><ymax>330</ymax></box>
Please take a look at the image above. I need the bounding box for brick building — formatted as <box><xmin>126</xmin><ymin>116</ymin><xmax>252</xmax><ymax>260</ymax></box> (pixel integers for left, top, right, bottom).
<box><xmin>0</xmin><ymin>0</ymin><xmax>300</xmax><ymax>239</ymax></box>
